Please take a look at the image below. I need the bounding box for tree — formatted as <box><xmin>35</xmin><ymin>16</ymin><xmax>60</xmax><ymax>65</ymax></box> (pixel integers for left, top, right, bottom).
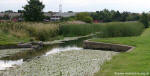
<box><xmin>102</xmin><ymin>9</ymin><xmax>112</xmax><ymax>22</ymax></box>
<box><xmin>4</xmin><ymin>10</ymin><xmax>14</xmax><ymax>13</ymax></box>
<box><xmin>120</xmin><ymin>12</ymin><xmax>129</xmax><ymax>21</ymax></box>
<box><xmin>68</xmin><ymin>11</ymin><xmax>73</xmax><ymax>13</ymax></box>
<box><xmin>23</xmin><ymin>0</ymin><xmax>45</xmax><ymax>21</ymax></box>
<box><xmin>48</xmin><ymin>11</ymin><xmax>53</xmax><ymax>13</ymax></box>
<box><xmin>112</xmin><ymin>11</ymin><xmax>121</xmax><ymax>21</ymax></box>
<box><xmin>90</xmin><ymin>9</ymin><xmax>141</xmax><ymax>22</ymax></box>
<box><xmin>148</xmin><ymin>14</ymin><xmax>150</xmax><ymax>21</ymax></box>
<box><xmin>140</xmin><ymin>13</ymin><xmax>149</xmax><ymax>28</ymax></box>
<box><xmin>18</xmin><ymin>10</ymin><xmax>24</xmax><ymax>13</ymax></box>
<box><xmin>91</xmin><ymin>12</ymin><xmax>99</xmax><ymax>20</ymax></box>
<box><xmin>3</xmin><ymin>14</ymin><xmax>10</xmax><ymax>20</ymax></box>
<box><xmin>76</xmin><ymin>12</ymin><xmax>93</xmax><ymax>23</ymax></box>
<box><xmin>83</xmin><ymin>16</ymin><xmax>93</xmax><ymax>23</ymax></box>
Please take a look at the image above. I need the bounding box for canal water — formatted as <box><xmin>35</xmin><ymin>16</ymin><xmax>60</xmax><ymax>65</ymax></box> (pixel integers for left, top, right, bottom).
<box><xmin>0</xmin><ymin>36</ymin><xmax>118</xmax><ymax>76</ymax></box>
<box><xmin>0</xmin><ymin>36</ymin><xmax>93</xmax><ymax>70</ymax></box>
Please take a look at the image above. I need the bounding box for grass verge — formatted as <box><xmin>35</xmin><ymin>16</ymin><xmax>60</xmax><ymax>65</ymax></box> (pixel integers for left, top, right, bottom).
<box><xmin>91</xmin><ymin>28</ymin><xmax>150</xmax><ymax>76</ymax></box>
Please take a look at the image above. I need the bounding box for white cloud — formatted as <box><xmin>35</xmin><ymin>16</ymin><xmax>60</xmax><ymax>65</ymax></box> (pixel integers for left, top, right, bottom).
<box><xmin>0</xmin><ymin>0</ymin><xmax>150</xmax><ymax>13</ymax></box>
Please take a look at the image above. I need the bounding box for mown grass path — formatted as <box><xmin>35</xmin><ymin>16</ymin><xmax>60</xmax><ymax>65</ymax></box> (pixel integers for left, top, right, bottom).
<box><xmin>91</xmin><ymin>28</ymin><xmax>150</xmax><ymax>76</ymax></box>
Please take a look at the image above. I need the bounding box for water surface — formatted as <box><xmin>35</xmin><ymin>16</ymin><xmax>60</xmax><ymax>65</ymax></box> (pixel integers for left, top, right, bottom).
<box><xmin>0</xmin><ymin>36</ymin><xmax>118</xmax><ymax>76</ymax></box>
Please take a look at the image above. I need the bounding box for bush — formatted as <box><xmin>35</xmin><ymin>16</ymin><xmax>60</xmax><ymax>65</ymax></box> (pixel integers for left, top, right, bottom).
<box><xmin>100</xmin><ymin>22</ymin><xmax>144</xmax><ymax>37</ymax></box>
<box><xmin>83</xmin><ymin>16</ymin><xmax>93</xmax><ymax>23</ymax></box>
<box><xmin>76</xmin><ymin>12</ymin><xmax>93</xmax><ymax>23</ymax></box>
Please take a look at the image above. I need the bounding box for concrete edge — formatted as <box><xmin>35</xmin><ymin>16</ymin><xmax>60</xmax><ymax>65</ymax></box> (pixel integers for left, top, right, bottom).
<box><xmin>83</xmin><ymin>40</ymin><xmax>135</xmax><ymax>52</ymax></box>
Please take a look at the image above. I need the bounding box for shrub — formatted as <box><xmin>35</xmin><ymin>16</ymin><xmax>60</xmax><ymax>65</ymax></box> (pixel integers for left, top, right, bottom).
<box><xmin>83</xmin><ymin>16</ymin><xmax>93</xmax><ymax>23</ymax></box>
<box><xmin>76</xmin><ymin>12</ymin><xmax>93</xmax><ymax>23</ymax></box>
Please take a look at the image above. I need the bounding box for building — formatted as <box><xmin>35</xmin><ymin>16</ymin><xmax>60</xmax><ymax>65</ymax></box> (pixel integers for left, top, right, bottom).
<box><xmin>50</xmin><ymin>12</ymin><xmax>78</xmax><ymax>21</ymax></box>
<box><xmin>0</xmin><ymin>12</ymin><xmax>78</xmax><ymax>21</ymax></box>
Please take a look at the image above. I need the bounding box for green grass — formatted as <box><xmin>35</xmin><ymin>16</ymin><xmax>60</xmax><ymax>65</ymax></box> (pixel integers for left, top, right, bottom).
<box><xmin>91</xmin><ymin>28</ymin><xmax>150</xmax><ymax>76</ymax></box>
<box><xmin>0</xmin><ymin>30</ymin><xmax>30</xmax><ymax>45</ymax></box>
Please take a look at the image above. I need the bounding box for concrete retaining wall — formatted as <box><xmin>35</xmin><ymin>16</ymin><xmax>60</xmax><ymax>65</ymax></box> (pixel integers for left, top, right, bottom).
<box><xmin>83</xmin><ymin>40</ymin><xmax>134</xmax><ymax>52</ymax></box>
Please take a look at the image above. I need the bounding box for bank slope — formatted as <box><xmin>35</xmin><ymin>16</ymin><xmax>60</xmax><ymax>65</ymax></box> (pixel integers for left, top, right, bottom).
<box><xmin>91</xmin><ymin>28</ymin><xmax>150</xmax><ymax>76</ymax></box>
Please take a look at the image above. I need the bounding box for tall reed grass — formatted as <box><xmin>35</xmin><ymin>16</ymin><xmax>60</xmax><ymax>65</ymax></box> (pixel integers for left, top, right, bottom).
<box><xmin>59</xmin><ymin>24</ymin><xmax>104</xmax><ymax>36</ymax></box>
<box><xmin>0</xmin><ymin>22</ymin><xmax>28</xmax><ymax>38</ymax></box>
<box><xmin>0</xmin><ymin>21</ymin><xmax>145</xmax><ymax>42</ymax></box>
<box><xmin>100</xmin><ymin>22</ymin><xmax>144</xmax><ymax>37</ymax></box>
<box><xmin>0</xmin><ymin>22</ymin><xmax>59</xmax><ymax>41</ymax></box>
<box><xmin>25</xmin><ymin>23</ymin><xmax>59</xmax><ymax>41</ymax></box>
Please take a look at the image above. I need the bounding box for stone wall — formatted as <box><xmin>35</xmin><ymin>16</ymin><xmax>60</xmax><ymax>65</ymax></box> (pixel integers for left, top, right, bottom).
<box><xmin>0</xmin><ymin>42</ymin><xmax>43</xmax><ymax>50</ymax></box>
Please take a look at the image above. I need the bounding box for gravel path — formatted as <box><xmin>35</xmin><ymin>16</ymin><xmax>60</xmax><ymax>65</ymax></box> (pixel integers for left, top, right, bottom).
<box><xmin>0</xmin><ymin>50</ymin><xmax>118</xmax><ymax>76</ymax></box>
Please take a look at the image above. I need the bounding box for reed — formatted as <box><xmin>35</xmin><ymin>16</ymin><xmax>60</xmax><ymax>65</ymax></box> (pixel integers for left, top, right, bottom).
<box><xmin>0</xmin><ymin>22</ymin><xmax>59</xmax><ymax>41</ymax></box>
<box><xmin>59</xmin><ymin>24</ymin><xmax>104</xmax><ymax>37</ymax></box>
<box><xmin>100</xmin><ymin>22</ymin><xmax>144</xmax><ymax>37</ymax></box>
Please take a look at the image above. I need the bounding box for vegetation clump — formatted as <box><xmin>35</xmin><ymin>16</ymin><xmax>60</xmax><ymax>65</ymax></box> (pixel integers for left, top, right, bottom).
<box><xmin>25</xmin><ymin>23</ymin><xmax>59</xmax><ymax>41</ymax></box>
<box><xmin>100</xmin><ymin>22</ymin><xmax>144</xmax><ymax>37</ymax></box>
<box><xmin>59</xmin><ymin>24</ymin><xmax>103</xmax><ymax>37</ymax></box>
<box><xmin>0</xmin><ymin>22</ymin><xmax>59</xmax><ymax>42</ymax></box>
<box><xmin>76</xmin><ymin>12</ymin><xmax>93</xmax><ymax>23</ymax></box>
<box><xmin>90</xmin><ymin>9</ymin><xmax>140</xmax><ymax>22</ymax></box>
<box><xmin>0</xmin><ymin>22</ymin><xmax>145</xmax><ymax>44</ymax></box>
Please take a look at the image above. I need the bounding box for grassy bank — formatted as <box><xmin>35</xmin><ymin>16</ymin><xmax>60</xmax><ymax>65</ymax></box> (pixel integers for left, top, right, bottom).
<box><xmin>0</xmin><ymin>22</ymin><xmax>144</xmax><ymax>45</ymax></box>
<box><xmin>0</xmin><ymin>30</ymin><xmax>30</xmax><ymax>45</ymax></box>
<box><xmin>0</xmin><ymin>22</ymin><xmax>104</xmax><ymax>44</ymax></box>
<box><xmin>0</xmin><ymin>22</ymin><xmax>60</xmax><ymax>44</ymax></box>
<box><xmin>91</xmin><ymin>28</ymin><xmax>150</xmax><ymax>76</ymax></box>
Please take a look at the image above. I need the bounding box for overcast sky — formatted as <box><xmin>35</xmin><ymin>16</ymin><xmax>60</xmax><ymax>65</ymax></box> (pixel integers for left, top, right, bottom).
<box><xmin>0</xmin><ymin>0</ymin><xmax>150</xmax><ymax>13</ymax></box>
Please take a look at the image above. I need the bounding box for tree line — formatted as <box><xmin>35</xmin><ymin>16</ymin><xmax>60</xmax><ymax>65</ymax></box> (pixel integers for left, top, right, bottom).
<box><xmin>90</xmin><ymin>9</ymin><xmax>140</xmax><ymax>22</ymax></box>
